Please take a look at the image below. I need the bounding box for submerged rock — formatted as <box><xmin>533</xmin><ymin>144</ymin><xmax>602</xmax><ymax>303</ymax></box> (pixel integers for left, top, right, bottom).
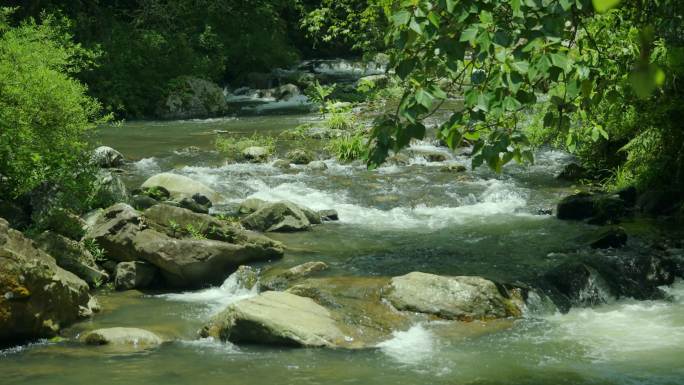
<box><xmin>384</xmin><ymin>272</ymin><xmax>522</xmax><ymax>321</ymax></box>
<box><xmin>141</xmin><ymin>173</ymin><xmax>222</xmax><ymax>203</ymax></box>
<box><xmin>92</xmin><ymin>146</ymin><xmax>125</xmax><ymax>168</ymax></box>
<box><xmin>272</xmin><ymin>159</ymin><xmax>291</xmax><ymax>169</ymax></box>
<box><xmin>82</xmin><ymin>327</ymin><xmax>162</xmax><ymax>348</ymax></box>
<box><xmin>241</xmin><ymin>201</ymin><xmax>321</xmax><ymax>232</ymax></box>
<box><xmin>0</xmin><ymin>218</ymin><xmax>96</xmax><ymax>345</ymax></box>
<box><xmin>260</xmin><ymin>261</ymin><xmax>329</xmax><ymax>291</ymax></box>
<box><xmin>200</xmin><ymin>291</ymin><xmax>345</xmax><ymax>347</ymax></box>
<box><xmin>318</xmin><ymin>209</ymin><xmax>339</xmax><ymax>221</ymax></box>
<box><xmin>308</xmin><ymin>160</ymin><xmax>328</xmax><ymax>171</ymax></box>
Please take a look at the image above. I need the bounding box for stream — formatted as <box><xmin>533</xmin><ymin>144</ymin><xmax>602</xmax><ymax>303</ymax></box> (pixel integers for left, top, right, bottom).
<box><xmin>3</xmin><ymin>90</ymin><xmax>684</xmax><ymax>384</ymax></box>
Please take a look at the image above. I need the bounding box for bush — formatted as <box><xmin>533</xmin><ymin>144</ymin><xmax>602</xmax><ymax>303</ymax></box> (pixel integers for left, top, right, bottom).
<box><xmin>0</xmin><ymin>10</ymin><xmax>104</xmax><ymax>202</ymax></box>
<box><xmin>326</xmin><ymin>132</ymin><xmax>368</xmax><ymax>162</ymax></box>
<box><xmin>215</xmin><ymin>133</ymin><xmax>275</xmax><ymax>157</ymax></box>
<box><xmin>326</xmin><ymin>111</ymin><xmax>357</xmax><ymax>131</ymax></box>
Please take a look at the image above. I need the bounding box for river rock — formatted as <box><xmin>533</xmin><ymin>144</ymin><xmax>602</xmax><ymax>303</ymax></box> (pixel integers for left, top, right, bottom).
<box><xmin>141</xmin><ymin>173</ymin><xmax>222</xmax><ymax>203</ymax></box>
<box><xmin>556</xmin><ymin>192</ymin><xmax>626</xmax><ymax>224</ymax></box>
<box><xmin>272</xmin><ymin>159</ymin><xmax>291</xmax><ymax>169</ymax></box>
<box><xmin>0</xmin><ymin>200</ymin><xmax>30</xmax><ymax>230</ymax></box>
<box><xmin>92</xmin><ymin>146</ymin><xmax>125</xmax><ymax>168</ymax></box>
<box><xmin>0</xmin><ymin>218</ymin><xmax>96</xmax><ymax>345</ymax></box>
<box><xmin>318</xmin><ymin>209</ymin><xmax>339</xmax><ymax>221</ymax></box>
<box><xmin>637</xmin><ymin>189</ymin><xmax>682</xmax><ymax>216</ymax></box>
<box><xmin>92</xmin><ymin>170</ymin><xmax>129</xmax><ymax>209</ymax></box>
<box><xmin>241</xmin><ymin>201</ymin><xmax>321</xmax><ymax>232</ymax></box>
<box><xmin>276</xmin><ymin>83</ymin><xmax>300</xmax><ymax>100</ymax></box>
<box><xmin>84</xmin><ymin>203</ymin><xmax>144</xmax><ymax>262</ymax></box>
<box><xmin>82</xmin><ymin>327</ymin><xmax>162</xmax><ymax>348</ymax></box>
<box><xmin>539</xmin><ymin>254</ymin><xmax>677</xmax><ymax>312</ymax></box>
<box><xmin>556</xmin><ymin>163</ymin><xmax>587</xmax><ymax>181</ymax></box>
<box><xmin>287</xmin><ymin>149</ymin><xmax>314</xmax><ymax>165</ymax></box>
<box><xmin>242</xmin><ymin>146</ymin><xmax>271</xmax><ymax>163</ymax></box>
<box><xmin>384</xmin><ymin>272</ymin><xmax>521</xmax><ymax>321</ymax></box>
<box><xmin>200</xmin><ymin>291</ymin><xmax>345</xmax><ymax>347</ymax></box>
<box><xmin>441</xmin><ymin>164</ymin><xmax>467</xmax><ymax>173</ymax></box>
<box><xmin>131</xmin><ymin>194</ymin><xmax>159</xmax><ymax>211</ymax></box>
<box><xmin>260</xmin><ymin>261</ymin><xmax>329</xmax><ymax>291</ymax></box>
<box><xmin>157</xmin><ymin>76</ymin><xmax>227</xmax><ymax>120</ymax></box>
<box><xmin>86</xmin><ymin>203</ymin><xmax>283</xmax><ymax>288</ymax></box>
<box><xmin>114</xmin><ymin>261</ymin><xmax>158</xmax><ymax>291</ymax></box>
<box><xmin>34</xmin><ymin>231</ymin><xmax>109</xmax><ymax>287</ymax></box>
<box><xmin>36</xmin><ymin>208</ymin><xmax>87</xmax><ymax>241</ymax></box>
<box><xmin>238</xmin><ymin>198</ymin><xmax>267</xmax><ymax>215</ymax></box>
<box><xmin>178</xmin><ymin>197</ymin><xmax>209</xmax><ymax>214</ymax></box>
<box><xmin>590</xmin><ymin>226</ymin><xmax>628</xmax><ymax>249</ymax></box>
<box><xmin>308</xmin><ymin>160</ymin><xmax>328</xmax><ymax>171</ymax></box>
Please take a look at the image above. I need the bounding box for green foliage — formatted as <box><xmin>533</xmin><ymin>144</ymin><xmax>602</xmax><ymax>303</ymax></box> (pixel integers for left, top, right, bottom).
<box><xmin>298</xmin><ymin>0</ymin><xmax>388</xmax><ymax>54</ymax></box>
<box><xmin>305</xmin><ymin>80</ymin><xmax>336</xmax><ymax>111</ymax></box>
<box><xmin>215</xmin><ymin>133</ymin><xmax>276</xmax><ymax>157</ymax></box>
<box><xmin>327</xmin><ymin>132</ymin><xmax>369</xmax><ymax>162</ymax></box>
<box><xmin>84</xmin><ymin>239</ymin><xmax>107</xmax><ymax>263</ymax></box>
<box><xmin>0</xmin><ymin>9</ymin><xmax>104</xmax><ymax>200</ymax></box>
<box><xmin>369</xmin><ymin>0</ymin><xmax>682</xmax><ymax>180</ymax></box>
<box><xmin>184</xmin><ymin>223</ymin><xmax>207</xmax><ymax>240</ymax></box>
<box><xmin>326</xmin><ymin>111</ymin><xmax>357</xmax><ymax>131</ymax></box>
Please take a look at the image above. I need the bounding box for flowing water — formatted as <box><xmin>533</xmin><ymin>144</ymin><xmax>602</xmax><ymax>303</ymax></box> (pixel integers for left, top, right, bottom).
<box><xmin>3</xmin><ymin>109</ymin><xmax>684</xmax><ymax>385</ymax></box>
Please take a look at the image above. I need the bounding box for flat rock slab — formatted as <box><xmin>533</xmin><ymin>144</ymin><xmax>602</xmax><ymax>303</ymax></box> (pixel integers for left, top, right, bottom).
<box><xmin>384</xmin><ymin>272</ymin><xmax>519</xmax><ymax>321</ymax></box>
<box><xmin>201</xmin><ymin>291</ymin><xmax>345</xmax><ymax>347</ymax></box>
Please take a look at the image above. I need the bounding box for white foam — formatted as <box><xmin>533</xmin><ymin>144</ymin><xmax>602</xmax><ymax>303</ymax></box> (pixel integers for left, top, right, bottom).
<box><xmin>246</xmin><ymin>179</ymin><xmax>528</xmax><ymax>230</ymax></box>
<box><xmin>377</xmin><ymin>324</ymin><xmax>437</xmax><ymax>364</ymax></box>
<box><xmin>132</xmin><ymin>157</ymin><xmax>162</xmax><ymax>175</ymax></box>
<box><xmin>159</xmin><ymin>271</ymin><xmax>257</xmax><ymax>314</ymax></box>
<box><xmin>546</xmin><ymin>280</ymin><xmax>684</xmax><ymax>362</ymax></box>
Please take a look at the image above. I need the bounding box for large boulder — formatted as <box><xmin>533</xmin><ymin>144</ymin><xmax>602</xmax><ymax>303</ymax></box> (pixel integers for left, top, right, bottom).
<box><xmin>157</xmin><ymin>76</ymin><xmax>227</xmax><ymax>120</ymax></box>
<box><xmin>539</xmin><ymin>254</ymin><xmax>677</xmax><ymax>313</ymax></box>
<box><xmin>0</xmin><ymin>218</ymin><xmax>97</xmax><ymax>345</ymax></box>
<box><xmin>238</xmin><ymin>198</ymin><xmax>267</xmax><ymax>215</ymax></box>
<box><xmin>92</xmin><ymin>146</ymin><xmax>125</xmax><ymax>168</ymax></box>
<box><xmin>556</xmin><ymin>192</ymin><xmax>626</xmax><ymax>224</ymax></box>
<box><xmin>34</xmin><ymin>231</ymin><xmax>109</xmax><ymax>287</ymax></box>
<box><xmin>38</xmin><ymin>208</ymin><xmax>87</xmax><ymax>241</ymax></box>
<box><xmin>84</xmin><ymin>203</ymin><xmax>144</xmax><ymax>262</ymax></box>
<box><xmin>132</xmin><ymin>229</ymin><xmax>280</xmax><ymax>288</ymax></box>
<box><xmin>82</xmin><ymin>327</ymin><xmax>162</xmax><ymax>349</ymax></box>
<box><xmin>200</xmin><ymin>291</ymin><xmax>345</xmax><ymax>347</ymax></box>
<box><xmin>85</xmin><ymin>204</ymin><xmax>284</xmax><ymax>288</ymax></box>
<box><xmin>241</xmin><ymin>201</ymin><xmax>321</xmax><ymax>232</ymax></box>
<box><xmin>141</xmin><ymin>173</ymin><xmax>222</xmax><ymax>203</ymax></box>
<box><xmin>384</xmin><ymin>272</ymin><xmax>522</xmax><ymax>321</ymax></box>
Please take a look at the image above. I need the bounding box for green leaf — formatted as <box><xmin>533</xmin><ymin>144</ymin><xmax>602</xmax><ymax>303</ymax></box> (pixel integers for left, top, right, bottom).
<box><xmin>446</xmin><ymin>0</ymin><xmax>457</xmax><ymax>13</ymax></box>
<box><xmin>511</xmin><ymin>61</ymin><xmax>530</xmax><ymax>74</ymax></box>
<box><xmin>396</xmin><ymin>59</ymin><xmax>416</xmax><ymax>79</ymax></box>
<box><xmin>592</xmin><ymin>0</ymin><xmax>621</xmax><ymax>13</ymax></box>
<box><xmin>415</xmin><ymin>89</ymin><xmax>435</xmax><ymax>108</ymax></box>
<box><xmin>392</xmin><ymin>10</ymin><xmax>411</xmax><ymax>26</ymax></box>
<box><xmin>460</xmin><ymin>25</ymin><xmax>479</xmax><ymax>43</ymax></box>
<box><xmin>550</xmin><ymin>53</ymin><xmax>571</xmax><ymax>72</ymax></box>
